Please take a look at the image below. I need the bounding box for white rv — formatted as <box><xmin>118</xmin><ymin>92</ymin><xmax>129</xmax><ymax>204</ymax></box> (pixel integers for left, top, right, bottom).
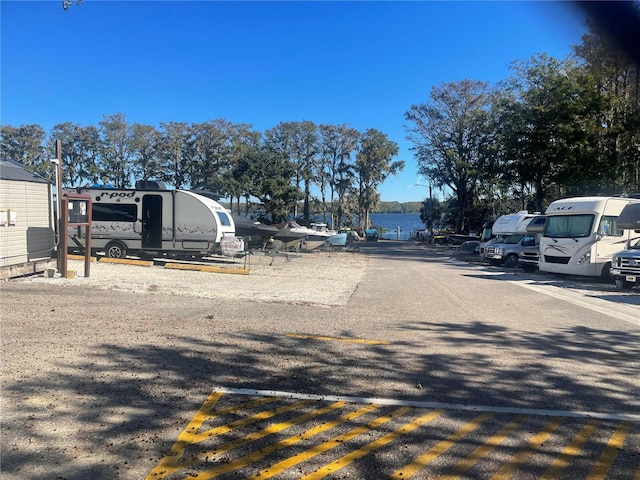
<box><xmin>67</xmin><ymin>185</ymin><xmax>235</xmax><ymax>259</ymax></box>
<box><xmin>539</xmin><ymin>196</ymin><xmax>640</xmax><ymax>278</ymax></box>
<box><xmin>479</xmin><ymin>211</ymin><xmax>537</xmax><ymax>260</ymax></box>
<box><xmin>483</xmin><ymin>215</ymin><xmax>544</xmax><ymax>268</ymax></box>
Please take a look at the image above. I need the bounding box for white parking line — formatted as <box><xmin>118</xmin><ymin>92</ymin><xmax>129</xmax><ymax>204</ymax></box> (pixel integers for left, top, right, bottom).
<box><xmin>512</xmin><ymin>280</ymin><xmax>640</xmax><ymax>327</ymax></box>
<box><xmin>214</xmin><ymin>387</ymin><xmax>640</xmax><ymax>422</ymax></box>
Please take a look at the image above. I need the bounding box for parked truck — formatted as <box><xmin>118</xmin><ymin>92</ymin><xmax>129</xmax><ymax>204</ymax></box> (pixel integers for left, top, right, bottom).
<box><xmin>610</xmin><ymin>202</ymin><xmax>640</xmax><ymax>290</ymax></box>
<box><xmin>483</xmin><ymin>215</ymin><xmax>544</xmax><ymax>268</ymax></box>
<box><xmin>480</xmin><ymin>211</ymin><xmax>538</xmax><ymax>262</ymax></box>
<box><xmin>66</xmin><ymin>183</ymin><xmax>235</xmax><ymax>259</ymax></box>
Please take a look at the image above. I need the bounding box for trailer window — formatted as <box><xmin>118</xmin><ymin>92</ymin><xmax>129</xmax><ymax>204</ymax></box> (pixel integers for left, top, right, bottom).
<box><xmin>217</xmin><ymin>211</ymin><xmax>232</xmax><ymax>226</ymax></box>
<box><xmin>544</xmin><ymin>214</ymin><xmax>594</xmax><ymax>238</ymax></box>
<box><xmin>92</xmin><ymin>203</ymin><xmax>137</xmax><ymax>222</ymax></box>
<box><xmin>597</xmin><ymin>216</ymin><xmax>623</xmax><ymax>237</ymax></box>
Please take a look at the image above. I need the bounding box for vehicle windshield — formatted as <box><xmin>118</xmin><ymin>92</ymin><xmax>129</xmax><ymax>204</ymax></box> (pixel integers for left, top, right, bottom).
<box><xmin>630</xmin><ymin>238</ymin><xmax>640</xmax><ymax>249</ymax></box>
<box><xmin>504</xmin><ymin>234</ymin><xmax>524</xmax><ymax>244</ymax></box>
<box><xmin>544</xmin><ymin>214</ymin><xmax>594</xmax><ymax>238</ymax></box>
<box><xmin>480</xmin><ymin>227</ymin><xmax>493</xmax><ymax>242</ymax></box>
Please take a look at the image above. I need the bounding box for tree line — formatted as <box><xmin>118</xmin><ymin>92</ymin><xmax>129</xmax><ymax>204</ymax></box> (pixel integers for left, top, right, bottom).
<box><xmin>407</xmin><ymin>18</ymin><xmax>640</xmax><ymax>233</ymax></box>
<box><xmin>2</xmin><ymin>16</ymin><xmax>638</xmax><ymax>233</ymax></box>
<box><xmin>0</xmin><ymin>118</ymin><xmax>403</xmax><ymax>229</ymax></box>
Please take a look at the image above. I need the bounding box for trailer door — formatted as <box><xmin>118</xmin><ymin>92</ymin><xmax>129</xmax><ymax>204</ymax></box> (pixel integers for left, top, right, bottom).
<box><xmin>142</xmin><ymin>195</ymin><xmax>163</xmax><ymax>249</ymax></box>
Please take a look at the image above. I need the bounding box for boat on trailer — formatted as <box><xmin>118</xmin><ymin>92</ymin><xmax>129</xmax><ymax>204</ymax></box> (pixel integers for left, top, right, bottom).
<box><xmin>273</xmin><ymin>221</ymin><xmax>333</xmax><ymax>251</ymax></box>
<box><xmin>231</xmin><ymin>215</ymin><xmax>279</xmax><ymax>248</ymax></box>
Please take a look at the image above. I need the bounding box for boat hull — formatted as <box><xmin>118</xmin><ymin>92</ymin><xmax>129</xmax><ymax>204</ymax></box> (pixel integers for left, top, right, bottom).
<box><xmin>301</xmin><ymin>233</ymin><xmax>331</xmax><ymax>251</ymax></box>
<box><xmin>329</xmin><ymin>233</ymin><xmax>348</xmax><ymax>247</ymax></box>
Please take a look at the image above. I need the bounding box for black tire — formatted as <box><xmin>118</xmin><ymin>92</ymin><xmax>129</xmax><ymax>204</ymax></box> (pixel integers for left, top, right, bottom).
<box><xmin>504</xmin><ymin>254</ymin><xmax>519</xmax><ymax>268</ymax></box>
<box><xmin>105</xmin><ymin>242</ymin><xmax>127</xmax><ymax>259</ymax></box>
<box><xmin>615</xmin><ymin>278</ymin><xmax>634</xmax><ymax>291</ymax></box>
<box><xmin>521</xmin><ymin>264</ymin><xmax>537</xmax><ymax>273</ymax></box>
<box><xmin>600</xmin><ymin>262</ymin><xmax>612</xmax><ymax>282</ymax></box>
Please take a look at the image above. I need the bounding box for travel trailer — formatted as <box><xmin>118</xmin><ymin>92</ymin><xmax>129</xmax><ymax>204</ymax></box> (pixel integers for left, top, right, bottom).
<box><xmin>539</xmin><ymin>196</ymin><xmax>640</xmax><ymax>278</ymax></box>
<box><xmin>67</xmin><ymin>184</ymin><xmax>235</xmax><ymax>259</ymax></box>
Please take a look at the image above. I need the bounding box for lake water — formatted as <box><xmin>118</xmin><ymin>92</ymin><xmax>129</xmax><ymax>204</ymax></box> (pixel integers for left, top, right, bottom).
<box><xmin>369</xmin><ymin>212</ymin><xmax>425</xmax><ymax>240</ymax></box>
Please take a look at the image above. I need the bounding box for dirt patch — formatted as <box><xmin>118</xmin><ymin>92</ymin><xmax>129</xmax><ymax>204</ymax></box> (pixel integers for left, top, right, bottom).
<box><xmin>9</xmin><ymin>250</ymin><xmax>369</xmax><ymax>306</ymax></box>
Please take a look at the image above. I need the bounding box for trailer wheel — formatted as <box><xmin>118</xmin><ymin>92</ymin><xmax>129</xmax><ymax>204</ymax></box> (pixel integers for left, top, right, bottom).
<box><xmin>504</xmin><ymin>254</ymin><xmax>519</xmax><ymax>268</ymax></box>
<box><xmin>105</xmin><ymin>242</ymin><xmax>127</xmax><ymax>259</ymax></box>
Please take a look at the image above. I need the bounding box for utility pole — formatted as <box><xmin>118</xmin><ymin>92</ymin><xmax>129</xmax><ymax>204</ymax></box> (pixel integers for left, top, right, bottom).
<box><xmin>429</xmin><ymin>182</ymin><xmax>433</xmax><ymax>238</ymax></box>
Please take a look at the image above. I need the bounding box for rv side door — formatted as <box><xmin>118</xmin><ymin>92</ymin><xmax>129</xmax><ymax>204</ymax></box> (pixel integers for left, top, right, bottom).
<box><xmin>141</xmin><ymin>195</ymin><xmax>163</xmax><ymax>249</ymax></box>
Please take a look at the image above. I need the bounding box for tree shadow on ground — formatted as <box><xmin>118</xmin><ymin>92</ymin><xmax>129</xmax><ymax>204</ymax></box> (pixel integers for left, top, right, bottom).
<box><xmin>2</xmin><ymin>318</ymin><xmax>638</xmax><ymax>479</ymax></box>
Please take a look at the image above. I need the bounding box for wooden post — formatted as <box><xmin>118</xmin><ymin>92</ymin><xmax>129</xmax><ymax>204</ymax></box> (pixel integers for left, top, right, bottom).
<box><xmin>84</xmin><ymin>198</ymin><xmax>91</xmax><ymax>277</ymax></box>
<box><xmin>55</xmin><ymin>140</ymin><xmax>64</xmax><ymax>273</ymax></box>
<box><xmin>60</xmin><ymin>197</ymin><xmax>68</xmax><ymax>278</ymax></box>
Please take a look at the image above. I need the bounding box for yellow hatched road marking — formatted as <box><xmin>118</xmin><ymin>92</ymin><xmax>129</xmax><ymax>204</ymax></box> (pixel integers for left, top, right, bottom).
<box><xmin>146</xmin><ymin>391</ymin><xmax>223</xmax><ymax>479</ymax></box>
<box><xmin>286</xmin><ymin>333</ymin><xmax>390</xmax><ymax>345</ymax></box>
<box><xmin>191</xmin><ymin>401</ymin><xmax>348</xmax><ymax>479</ymax></box>
<box><xmin>240</xmin><ymin>403</ymin><xmax>381</xmax><ymax>479</ymax></box>
<box><xmin>491</xmin><ymin>417</ymin><xmax>564</xmax><ymax>480</ymax></box>
<box><xmin>168</xmin><ymin>400</ymin><xmax>316</xmax><ymax>474</ymax></box>
<box><xmin>587</xmin><ymin>421</ymin><xmax>633</xmax><ymax>480</ymax></box>
<box><xmin>147</xmin><ymin>390</ymin><xmax>640</xmax><ymax>480</ymax></box>
<box><xmin>541</xmin><ymin>418</ymin><xmax>600</xmax><ymax>479</ymax></box>
<box><xmin>389</xmin><ymin>413</ymin><xmax>493</xmax><ymax>479</ymax></box>
<box><xmin>189</xmin><ymin>399</ymin><xmax>313</xmax><ymax>444</ymax></box>
<box><xmin>301</xmin><ymin>408</ymin><xmax>445</xmax><ymax>480</ymax></box>
<box><xmin>246</xmin><ymin>404</ymin><xmax>410</xmax><ymax>480</ymax></box>
<box><xmin>440</xmin><ymin>414</ymin><xmax>529</xmax><ymax>480</ymax></box>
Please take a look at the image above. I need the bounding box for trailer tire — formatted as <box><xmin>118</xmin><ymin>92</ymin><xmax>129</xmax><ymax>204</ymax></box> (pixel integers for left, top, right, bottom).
<box><xmin>105</xmin><ymin>242</ymin><xmax>127</xmax><ymax>259</ymax></box>
<box><xmin>504</xmin><ymin>254</ymin><xmax>519</xmax><ymax>268</ymax></box>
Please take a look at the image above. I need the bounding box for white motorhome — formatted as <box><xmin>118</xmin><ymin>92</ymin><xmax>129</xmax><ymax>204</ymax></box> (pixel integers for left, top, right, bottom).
<box><xmin>484</xmin><ymin>215</ymin><xmax>544</xmax><ymax>268</ymax></box>
<box><xmin>67</xmin><ymin>185</ymin><xmax>235</xmax><ymax>259</ymax></box>
<box><xmin>479</xmin><ymin>211</ymin><xmax>537</xmax><ymax>260</ymax></box>
<box><xmin>539</xmin><ymin>196</ymin><xmax>640</xmax><ymax>278</ymax></box>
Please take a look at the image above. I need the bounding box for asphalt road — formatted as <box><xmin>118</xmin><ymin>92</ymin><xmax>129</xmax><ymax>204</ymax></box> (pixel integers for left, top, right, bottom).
<box><xmin>1</xmin><ymin>240</ymin><xmax>638</xmax><ymax>479</ymax></box>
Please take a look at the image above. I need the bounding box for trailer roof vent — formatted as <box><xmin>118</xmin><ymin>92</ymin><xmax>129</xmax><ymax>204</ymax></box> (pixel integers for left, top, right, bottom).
<box><xmin>135</xmin><ymin>180</ymin><xmax>166</xmax><ymax>190</ymax></box>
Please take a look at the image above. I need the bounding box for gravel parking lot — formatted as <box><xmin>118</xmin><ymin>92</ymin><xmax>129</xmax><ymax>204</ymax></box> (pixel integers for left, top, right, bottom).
<box><xmin>1</xmin><ymin>242</ymin><xmax>638</xmax><ymax>480</ymax></box>
<box><xmin>13</xmin><ymin>249</ymin><xmax>369</xmax><ymax>306</ymax></box>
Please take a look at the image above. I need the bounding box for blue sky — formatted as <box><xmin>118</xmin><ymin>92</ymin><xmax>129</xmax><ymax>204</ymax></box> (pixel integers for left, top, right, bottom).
<box><xmin>1</xmin><ymin>1</ymin><xmax>587</xmax><ymax>202</ymax></box>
